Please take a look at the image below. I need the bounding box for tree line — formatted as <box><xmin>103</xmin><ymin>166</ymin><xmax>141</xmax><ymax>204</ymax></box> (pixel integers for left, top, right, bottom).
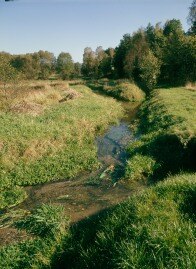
<box><xmin>0</xmin><ymin>1</ymin><xmax>195</xmax><ymax>90</ymax></box>
<box><xmin>82</xmin><ymin>19</ymin><xmax>195</xmax><ymax>90</ymax></box>
<box><xmin>0</xmin><ymin>50</ymin><xmax>82</xmax><ymax>82</ymax></box>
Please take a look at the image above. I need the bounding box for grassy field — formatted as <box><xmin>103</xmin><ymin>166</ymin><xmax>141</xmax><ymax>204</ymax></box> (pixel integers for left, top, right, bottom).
<box><xmin>0</xmin><ymin>204</ymin><xmax>70</xmax><ymax>269</ymax></box>
<box><xmin>125</xmin><ymin>87</ymin><xmax>196</xmax><ymax>182</ymax></box>
<box><xmin>49</xmin><ymin>87</ymin><xmax>195</xmax><ymax>269</ymax></box>
<box><xmin>0</xmin><ymin>86</ymin><xmax>195</xmax><ymax>269</ymax></box>
<box><xmin>1</xmin><ymin>173</ymin><xmax>195</xmax><ymax>269</ymax></box>
<box><xmin>0</xmin><ymin>81</ymin><xmax>123</xmax><ymax>209</ymax></box>
<box><xmin>52</xmin><ymin>173</ymin><xmax>195</xmax><ymax>269</ymax></box>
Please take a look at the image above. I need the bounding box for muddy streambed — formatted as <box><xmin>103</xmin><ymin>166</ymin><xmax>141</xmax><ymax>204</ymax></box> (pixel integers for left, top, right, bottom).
<box><xmin>0</xmin><ymin>101</ymin><xmax>141</xmax><ymax>246</ymax></box>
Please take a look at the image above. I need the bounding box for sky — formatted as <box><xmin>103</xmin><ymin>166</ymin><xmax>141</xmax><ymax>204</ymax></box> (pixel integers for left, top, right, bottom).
<box><xmin>0</xmin><ymin>0</ymin><xmax>192</xmax><ymax>62</ymax></box>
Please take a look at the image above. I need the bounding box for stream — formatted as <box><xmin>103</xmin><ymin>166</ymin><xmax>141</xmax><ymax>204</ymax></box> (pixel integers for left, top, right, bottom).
<box><xmin>97</xmin><ymin>101</ymin><xmax>140</xmax><ymax>166</ymax></box>
<box><xmin>19</xmin><ymin>101</ymin><xmax>140</xmax><ymax>220</ymax></box>
<box><xmin>0</xmin><ymin>101</ymin><xmax>141</xmax><ymax>246</ymax></box>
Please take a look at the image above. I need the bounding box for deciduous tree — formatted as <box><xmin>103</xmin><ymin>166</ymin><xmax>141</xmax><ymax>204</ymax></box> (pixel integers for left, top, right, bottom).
<box><xmin>56</xmin><ymin>52</ymin><xmax>74</xmax><ymax>79</ymax></box>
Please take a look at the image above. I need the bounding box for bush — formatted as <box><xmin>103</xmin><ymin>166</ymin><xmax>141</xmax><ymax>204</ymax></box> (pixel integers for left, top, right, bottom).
<box><xmin>16</xmin><ymin>204</ymin><xmax>69</xmax><ymax>237</ymax></box>
<box><xmin>125</xmin><ymin>154</ymin><xmax>159</xmax><ymax>182</ymax></box>
<box><xmin>139</xmin><ymin>50</ymin><xmax>161</xmax><ymax>90</ymax></box>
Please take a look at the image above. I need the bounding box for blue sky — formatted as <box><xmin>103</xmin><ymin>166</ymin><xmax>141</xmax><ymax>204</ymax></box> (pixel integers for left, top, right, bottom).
<box><xmin>0</xmin><ymin>0</ymin><xmax>192</xmax><ymax>62</ymax></box>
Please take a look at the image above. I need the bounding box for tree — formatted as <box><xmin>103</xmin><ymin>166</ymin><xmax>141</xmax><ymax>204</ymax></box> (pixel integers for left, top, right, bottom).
<box><xmin>0</xmin><ymin>56</ymin><xmax>19</xmax><ymax>88</ymax></box>
<box><xmin>145</xmin><ymin>23</ymin><xmax>166</xmax><ymax>59</ymax></box>
<box><xmin>11</xmin><ymin>53</ymin><xmax>40</xmax><ymax>79</ymax></box>
<box><xmin>139</xmin><ymin>50</ymin><xmax>161</xmax><ymax>90</ymax></box>
<box><xmin>176</xmin><ymin>35</ymin><xmax>196</xmax><ymax>84</ymax></box>
<box><xmin>38</xmin><ymin>50</ymin><xmax>56</xmax><ymax>79</ymax></box>
<box><xmin>56</xmin><ymin>52</ymin><xmax>74</xmax><ymax>79</ymax></box>
<box><xmin>81</xmin><ymin>47</ymin><xmax>96</xmax><ymax>77</ymax></box>
<box><xmin>161</xmin><ymin>20</ymin><xmax>187</xmax><ymax>85</ymax></box>
<box><xmin>0</xmin><ymin>56</ymin><xmax>21</xmax><ymax>108</ymax></box>
<box><xmin>124</xmin><ymin>29</ymin><xmax>149</xmax><ymax>80</ymax></box>
<box><xmin>114</xmin><ymin>34</ymin><xmax>132</xmax><ymax>78</ymax></box>
<box><xmin>163</xmin><ymin>19</ymin><xmax>184</xmax><ymax>36</ymax></box>
<box><xmin>73</xmin><ymin>62</ymin><xmax>82</xmax><ymax>78</ymax></box>
<box><xmin>187</xmin><ymin>0</ymin><xmax>196</xmax><ymax>34</ymax></box>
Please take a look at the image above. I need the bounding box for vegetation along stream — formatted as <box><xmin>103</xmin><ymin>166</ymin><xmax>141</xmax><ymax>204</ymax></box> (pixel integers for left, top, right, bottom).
<box><xmin>20</xmin><ymin>101</ymin><xmax>140</xmax><ymax>218</ymax></box>
<box><xmin>0</xmin><ymin>96</ymin><xmax>141</xmax><ymax>246</ymax></box>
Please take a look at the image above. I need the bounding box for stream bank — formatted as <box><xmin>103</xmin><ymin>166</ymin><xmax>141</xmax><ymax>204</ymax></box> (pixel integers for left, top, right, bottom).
<box><xmin>0</xmin><ymin>100</ymin><xmax>141</xmax><ymax>246</ymax></box>
<box><xmin>18</xmin><ymin>102</ymin><xmax>141</xmax><ymax>221</ymax></box>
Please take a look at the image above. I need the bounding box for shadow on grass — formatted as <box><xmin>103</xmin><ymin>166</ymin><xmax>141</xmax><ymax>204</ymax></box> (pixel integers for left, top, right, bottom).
<box><xmin>50</xmin><ymin>205</ymin><xmax>117</xmax><ymax>269</ymax></box>
<box><xmin>128</xmin><ymin>133</ymin><xmax>196</xmax><ymax>183</ymax></box>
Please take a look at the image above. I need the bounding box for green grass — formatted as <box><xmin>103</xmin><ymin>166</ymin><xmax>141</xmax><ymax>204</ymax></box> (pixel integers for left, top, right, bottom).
<box><xmin>0</xmin><ymin>83</ymin><xmax>123</xmax><ymax>209</ymax></box>
<box><xmin>140</xmin><ymin>88</ymin><xmax>196</xmax><ymax>144</ymax></box>
<box><xmin>0</xmin><ymin>204</ymin><xmax>69</xmax><ymax>269</ymax></box>
<box><xmin>88</xmin><ymin>79</ymin><xmax>145</xmax><ymax>102</ymax></box>
<box><xmin>0</xmin><ymin>186</ymin><xmax>27</xmax><ymax>210</ymax></box>
<box><xmin>50</xmin><ymin>173</ymin><xmax>196</xmax><ymax>269</ymax></box>
<box><xmin>1</xmin><ymin>86</ymin><xmax>195</xmax><ymax>268</ymax></box>
<box><xmin>126</xmin><ymin>87</ymin><xmax>196</xmax><ymax>181</ymax></box>
<box><xmin>1</xmin><ymin>173</ymin><xmax>195</xmax><ymax>269</ymax></box>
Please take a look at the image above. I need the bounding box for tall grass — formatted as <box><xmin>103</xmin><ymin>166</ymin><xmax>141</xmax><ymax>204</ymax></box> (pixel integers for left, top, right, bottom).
<box><xmin>0</xmin><ymin>204</ymin><xmax>69</xmax><ymax>269</ymax></box>
<box><xmin>0</xmin><ymin>82</ymin><xmax>123</xmax><ymax>209</ymax></box>
<box><xmin>125</xmin><ymin>87</ymin><xmax>196</xmax><ymax>182</ymax></box>
<box><xmin>87</xmin><ymin>79</ymin><xmax>145</xmax><ymax>102</ymax></box>
<box><xmin>51</xmin><ymin>173</ymin><xmax>196</xmax><ymax>269</ymax></box>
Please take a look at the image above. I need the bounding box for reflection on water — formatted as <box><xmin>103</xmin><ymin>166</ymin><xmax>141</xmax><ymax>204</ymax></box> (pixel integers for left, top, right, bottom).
<box><xmin>96</xmin><ymin>122</ymin><xmax>133</xmax><ymax>164</ymax></box>
<box><xmin>96</xmin><ymin>102</ymin><xmax>140</xmax><ymax>165</ymax></box>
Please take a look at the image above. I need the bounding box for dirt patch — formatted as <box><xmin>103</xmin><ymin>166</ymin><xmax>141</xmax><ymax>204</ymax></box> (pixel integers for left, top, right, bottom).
<box><xmin>0</xmin><ymin>227</ymin><xmax>29</xmax><ymax>247</ymax></box>
<box><xmin>59</xmin><ymin>88</ymin><xmax>82</xmax><ymax>102</ymax></box>
<box><xmin>11</xmin><ymin>101</ymin><xmax>44</xmax><ymax>116</ymax></box>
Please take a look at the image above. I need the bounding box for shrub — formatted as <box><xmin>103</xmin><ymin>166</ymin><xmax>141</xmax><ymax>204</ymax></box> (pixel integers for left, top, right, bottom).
<box><xmin>16</xmin><ymin>204</ymin><xmax>69</xmax><ymax>237</ymax></box>
<box><xmin>139</xmin><ymin>50</ymin><xmax>161</xmax><ymax>90</ymax></box>
<box><xmin>125</xmin><ymin>154</ymin><xmax>159</xmax><ymax>182</ymax></box>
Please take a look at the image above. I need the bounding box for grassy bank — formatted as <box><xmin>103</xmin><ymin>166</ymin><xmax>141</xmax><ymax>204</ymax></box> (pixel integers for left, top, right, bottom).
<box><xmin>0</xmin><ymin>204</ymin><xmax>70</xmax><ymax>269</ymax></box>
<box><xmin>52</xmin><ymin>173</ymin><xmax>195</xmax><ymax>269</ymax></box>
<box><xmin>1</xmin><ymin>86</ymin><xmax>195</xmax><ymax>268</ymax></box>
<box><xmin>1</xmin><ymin>173</ymin><xmax>195</xmax><ymax>269</ymax></box>
<box><xmin>49</xmin><ymin>87</ymin><xmax>195</xmax><ymax>269</ymax></box>
<box><xmin>0</xmin><ymin>81</ymin><xmax>123</xmax><ymax>209</ymax></box>
<box><xmin>87</xmin><ymin>79</ymin><xmax>145</xmax><ymax>102</ymax></box>
<box><xmin>125</xmin><ymin>87</ymin><xmax>196</xmax><ymax>182</ymax></box>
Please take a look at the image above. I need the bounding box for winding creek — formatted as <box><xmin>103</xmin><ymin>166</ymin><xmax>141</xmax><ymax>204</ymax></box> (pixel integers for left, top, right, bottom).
<box><xmin>0</xmin><ymin>99</ymin><xmax>141</xmax><ymax>246</ymax></box>
<box><xmin>18</xmin><ymin>101</ymin><xmax>141</xmax><ymax>220</ymax></box>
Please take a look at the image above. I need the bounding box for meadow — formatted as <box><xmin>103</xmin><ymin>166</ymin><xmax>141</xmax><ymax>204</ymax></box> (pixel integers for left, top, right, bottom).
<box><xmin>0</xmin><ymin>85</ymin><xmax>195</xmax><ymax>269</ymax></box>
<box><xmin>0</xmin><ymin>81</ymin><xmax>123</xmax><ymax>210</ymax></box>
<box><xmin>1</xmin><ymin>2</ymin><xmax>195</xmax><ymax>266</ymax></box>
<box><xmin>51</xmin><ymin>87</ymin><xmax>196</xmax><ymax>269</ymax></box>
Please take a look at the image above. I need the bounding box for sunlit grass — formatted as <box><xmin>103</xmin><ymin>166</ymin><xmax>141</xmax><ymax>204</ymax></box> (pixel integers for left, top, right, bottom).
<box><xmin>126</xmin><ymin>87</ymin><xmax>196</xmax><ymax>181</ymax></box>
<box><xmin>0</xmin><ymin>82</ymin><xmax>123</xmax><ymax>209</ymax></box>
<box><xmin>52</xmin><ymin>173</ymin><xmax>196</xmax><ymax>269</ymax></box>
